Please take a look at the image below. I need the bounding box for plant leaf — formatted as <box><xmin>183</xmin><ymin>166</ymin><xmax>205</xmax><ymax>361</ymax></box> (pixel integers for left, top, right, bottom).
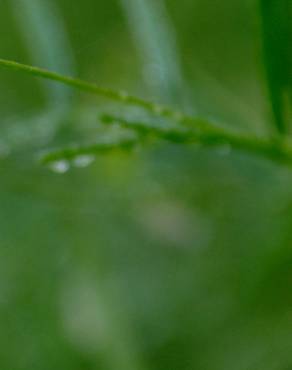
<box><xmin>10</xmin><ymin>0</ymin><xmax>75</xmax><ymax>106</ymax></box>
<box><xmin>120</xmin><ymin>0</ymin><xmax>188</xmax><ymax>106</ymax></box>
<box><xmin>259</xmin><ymin>0</ymin><xmax>292</xmax><ymax>134</ymax></box>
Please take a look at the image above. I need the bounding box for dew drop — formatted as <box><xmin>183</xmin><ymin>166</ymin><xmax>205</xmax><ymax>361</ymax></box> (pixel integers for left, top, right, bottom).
<box><xmin>49</xmin><ymin>160</ymin><xmax>70</xmax><ymax>173</ymax></box>
<box><xmin>73</xmin><ymin>155</ymin><xmax>95</xmax><ymax>168</ymax></box>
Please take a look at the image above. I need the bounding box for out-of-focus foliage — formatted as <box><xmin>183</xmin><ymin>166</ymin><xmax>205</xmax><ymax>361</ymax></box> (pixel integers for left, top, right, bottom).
<box><xmin>260</xmin><ymin>0</ymin><xmax>292</xmax><ymax>134</ymax></box>
<box><xmin>0</xmin><ymin>1</ymin><xmax>292</xmax><ymax>370</ymax></box>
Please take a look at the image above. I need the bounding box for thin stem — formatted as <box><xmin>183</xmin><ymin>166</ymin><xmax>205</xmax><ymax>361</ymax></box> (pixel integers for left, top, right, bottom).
<box><xmin>41</xmin><ymin>136</ymin><xmax>137</xmax><ymax>164</ymax></box>
<box><xmin>101</xmin><ymin>114</ymin><xmax>292</xmax><ymax>166</ymax></box>
<box><xmin>42</xmin><ymin>113</ymin><xmax>292</xmax><ymax>166</ymax></box>
<box><xmin>0</xmin><ymin>58</ymin><xmax>211</xmax><ymax>130</ymax></box>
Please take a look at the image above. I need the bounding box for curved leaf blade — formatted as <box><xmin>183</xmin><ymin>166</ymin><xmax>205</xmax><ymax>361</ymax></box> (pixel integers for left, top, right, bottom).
<box><xmin>259</xmin><ymin>0</ymin><xmax>292</xmax><ymax>134</ymax></box>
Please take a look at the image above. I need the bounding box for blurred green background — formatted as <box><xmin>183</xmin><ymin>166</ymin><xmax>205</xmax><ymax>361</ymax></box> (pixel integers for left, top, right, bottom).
<box><xmin>1</xmin><ymin>0</ymin><xmax>292</xmax><ymax>369</ymax></box>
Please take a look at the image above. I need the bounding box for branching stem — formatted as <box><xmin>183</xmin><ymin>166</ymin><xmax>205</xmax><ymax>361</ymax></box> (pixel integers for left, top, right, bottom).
<box><xmin>1</xmin><ymin>58</ymin><xmax>292</xmax><ymax>167</ymax></box>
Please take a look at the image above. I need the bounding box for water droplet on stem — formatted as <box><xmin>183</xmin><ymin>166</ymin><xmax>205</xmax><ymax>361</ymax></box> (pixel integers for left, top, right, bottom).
<box><xmin>49</xmin><ymin>160</ymin><xmax>70</xmax><ymax>173</ymax></box>
<box><xmin>73</xmin><ymin>155</ymin><xmax>95</xmax><ymax>168</ymax></box>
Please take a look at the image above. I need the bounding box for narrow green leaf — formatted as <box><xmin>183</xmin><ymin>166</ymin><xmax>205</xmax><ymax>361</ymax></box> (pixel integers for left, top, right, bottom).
<box><xmin>120</xmin><ymin>0</ymin><xmax>188</xmax><ymax>106</ymax></box>
<box><xmin>259</xmin><ymin>0</ymin><xmax>292</xmax><ymax>134</ymax></box>
<box><xmin>11</xmin><ymin>0</ymin><xmax>75</xmax><ymax>106</ymax></box>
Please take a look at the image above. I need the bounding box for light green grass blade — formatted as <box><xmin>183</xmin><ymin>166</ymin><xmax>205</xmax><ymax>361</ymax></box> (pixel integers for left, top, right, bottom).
<box><xmin>120</xmin><ymin>0</ymin><xmax>187</xmax><ymax>106</ymax></box>
<box><xmin>11</xmin><ymin>0</ymin><xmax>75</xmax><ymax>107</ymax></box>
<box><xmin>2</xmin><ymin>0</ymin><xmax>76</xmax><ymax>153</ymax></box>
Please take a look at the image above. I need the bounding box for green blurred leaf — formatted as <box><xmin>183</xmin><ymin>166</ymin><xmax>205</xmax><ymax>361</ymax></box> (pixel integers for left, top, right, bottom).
<box><xmin>259</xmin><ymin>0</ymin><xmax>292</xmax><ymax>134</ymax></box>
<box><xmin>120</xmin><ymin>0</ymin><xmax>188</xmax><ymax>106</ymax></box>
<box><xmin>11</xmin><ymin>0</ymin><xmax>75</xmax><ymax>106</ymax></box>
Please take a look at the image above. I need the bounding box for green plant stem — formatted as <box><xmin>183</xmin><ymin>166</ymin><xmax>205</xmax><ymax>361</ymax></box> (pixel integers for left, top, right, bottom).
<box><xmin>2</xmin><ymin>58</ymin><xmax>292</xmax><ymax>167</ymax></box>
<box><xmin>40</xmin><ymin>136</ymin><xmax>137</xmax><ymax>164</ymax></box>
<box><xmin>0</xmin><ymin>58</ymin><xmax>209</xmax><ymax>130</ymax></box>
<box><xmin>42</xmin><ymin>112</ymin><xmax>292</xmax><ymax>166</ymax></box>
<box><xmin>101</xmin><ymin>114</ymin><xmax>292</xmax><ymax>166</ymax></box>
